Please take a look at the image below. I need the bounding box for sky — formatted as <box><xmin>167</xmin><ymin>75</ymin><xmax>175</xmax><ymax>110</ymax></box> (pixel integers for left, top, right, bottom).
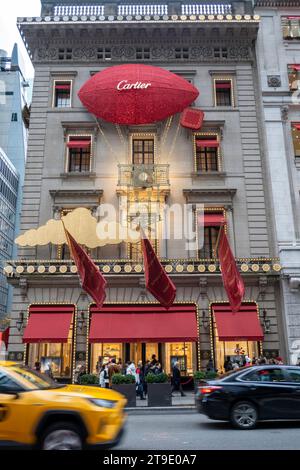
<box><xmin>0</xmin><ymin>0</ymin><xmax>41</xmax><ymax>78</ymax></box>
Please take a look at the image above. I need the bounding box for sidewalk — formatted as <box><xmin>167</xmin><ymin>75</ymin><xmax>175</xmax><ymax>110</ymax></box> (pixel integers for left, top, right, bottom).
<box><xmin>126</xmin><ymin>390</ymin><xmax>196</xmax><ymax>412</ymax></box>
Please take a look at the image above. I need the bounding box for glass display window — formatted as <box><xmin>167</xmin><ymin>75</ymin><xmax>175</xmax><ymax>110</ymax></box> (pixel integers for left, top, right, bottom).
<box><xmin>91</xmin><ymin>343</ymin><xmax>123</xmax><ymax>373</ymax></box>
<box><xmin>27</xmin><ymin>342</ymin><xmax>72</xmax><ymax>378</ymax></box>
<box><xmin>165</xmin><ymin>342</ymin><xmax>193</xmax><ymax>375</ymax></box>
<box><xmin>214</xmin><ymin>336</ymin><xmax>259</xmax><ymax>373</ymax></box>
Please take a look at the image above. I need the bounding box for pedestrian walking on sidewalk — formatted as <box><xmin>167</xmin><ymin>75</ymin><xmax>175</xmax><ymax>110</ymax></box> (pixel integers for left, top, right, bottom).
<box><xmin>171</xmin><ymin>361</ymin><xmax>186</xmax><ymax>397</ymax></box>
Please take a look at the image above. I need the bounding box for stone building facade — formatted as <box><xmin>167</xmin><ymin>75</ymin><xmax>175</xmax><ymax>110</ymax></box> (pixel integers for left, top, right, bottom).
<box><xmin>4</xmin><ymin>0</ymin><xmax>285</xmax><ymax>382</ymax></box>
<box><xmin>255</xmin><ymin>0</ymin><xmax>300</xmax><ymax>364</ymax></box>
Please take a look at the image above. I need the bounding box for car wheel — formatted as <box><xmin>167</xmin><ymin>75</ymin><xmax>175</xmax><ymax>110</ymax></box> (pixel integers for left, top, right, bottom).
<box><xmin>40</xmin><ymin>422</ymin><xmax>84</xmax><ymax>450</ymax></box>
<box><xmin>230</xmin><ymin>401</ymin><xmax>258</xmax><ymax>430</ymax></box>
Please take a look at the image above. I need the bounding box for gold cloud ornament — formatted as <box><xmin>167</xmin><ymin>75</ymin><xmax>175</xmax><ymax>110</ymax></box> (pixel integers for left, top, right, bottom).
<box><xmin>15</xmin><ymin>207</ymin><xmax>141</xmax><ymax>248</ymax></box>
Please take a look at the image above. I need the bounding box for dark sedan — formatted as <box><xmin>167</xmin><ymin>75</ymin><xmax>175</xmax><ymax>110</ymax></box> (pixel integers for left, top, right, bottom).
<box><xmin>195</xmin><ymin>365</ymin><xmax>300</xmax><ymax>429</ymax></box>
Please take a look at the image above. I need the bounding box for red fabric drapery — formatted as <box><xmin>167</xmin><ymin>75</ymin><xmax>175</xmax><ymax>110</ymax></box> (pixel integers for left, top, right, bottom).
<box><xmin>212</xmin><ymin>303</ymin><xmax>264</xmax><ymax>341</ymax></box>
<box><xmin>202</xmin><ymin>213</ymin><xmax>226</xmax><ymax>226</ymax></box>
<box><xmin>22</xmin><ymin>305</ymin><xmax>74</xmax><ymax>343</ymax></box>
<box><xmin>0</xmin><ymin>328</ymin><xmax>9</xmax><ymax>349</ymax></box>
<box><xmin>196</xmin><ymin>139</ymin><xmax>219</xmax><ymax>148</ymax></box>
<box><xmin>55</xmin><ymin>84</ymin><xmax>71</xmax><ymax>90</ymax></box>
<box><xmin>89</xmin><ymin>304</ymin><xmax>198</xmax><ymax>343</ymax></box>
<box><xmin>217</xmin><ymin>226</ymin><xmax>245</xmax><ymax>313</ymax></box>
<box><xmin>215</xmin><ymin>82</ymin><xmax>231</xmax><ymax>89</ymax></box>
<box><xmin>67</xmin><ymin>140</ymin><xmax>91</xmax><ymax>149</ymax></box>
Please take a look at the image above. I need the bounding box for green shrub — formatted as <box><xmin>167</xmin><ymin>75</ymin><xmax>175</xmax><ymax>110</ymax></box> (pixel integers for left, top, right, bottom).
<box><xmin>205</xmin><ymin>371</ymin><xmax>218</xmax><ymax>380</ymax></box>
<box><xmin>79</xmin><ymin>374</ymin><xmax>99</xmax><ymax>385</ymax></box>
<box><xmin>145</xmin><ymin>372</ymin><xmax>168</xmax><ymax>384</ymax></box>
<box><xmin>112</xmin><ymin>373</ymin><xmax>136</xmax><ymax>385</ymax></box>
<box><xmin>193</xmin><ymin>371</ymin><xmax>206</xmax><ymax>381</ymax></box>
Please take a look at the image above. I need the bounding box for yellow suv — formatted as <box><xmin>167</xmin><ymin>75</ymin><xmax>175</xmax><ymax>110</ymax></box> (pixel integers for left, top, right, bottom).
<box><xmin>0</xmin><ymin>362</ymin><xmax>126</xmax><ymax>450</ymax></box>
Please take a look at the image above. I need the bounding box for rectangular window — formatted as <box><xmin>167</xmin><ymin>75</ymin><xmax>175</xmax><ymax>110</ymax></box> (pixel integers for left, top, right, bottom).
<box><xmin>54</xmin><ymin>81</ymin><xmax>71</xmax><ymax>108</ymax></box>
<box><xmin>11</xmin><ymin>113</ymin><xmax>17</xmax><ymax>122</ymax></box>
<box><xmin>198</xmin><ymin>211</ymin><xmax>225</xmax><ymax>259</ymax></box>
<box><xmin>67</xmin><ymin>136</ymin><xmax>92</xmax><ymax>172</ymax></box>
<box><xmin>288</xmin><ymin>65</ymin><xmax>300</xmax><ymax>91</ymax></box>
<box><xmin>132</xmin><ymin>138</ymin><xmax>154</xmax><ymax>164</ymax></box>
<box><xmin>215</xmin><ymin>80</ymin><xmax>233</xmax><ymax>106</ymax></box>
<box><xmin>292</xmin><ymin>124</ymin><xmax>300</xmax><ymax>157</ymax></box>
<box><xmin>282</xmin><ymin>17</ymin><xmax>300</xmax><ymax>40</ymax></box>
<box><xmin>195</xmin><ymin>136</ymin><xmax>220</xmax><ymax>172</ymax></box>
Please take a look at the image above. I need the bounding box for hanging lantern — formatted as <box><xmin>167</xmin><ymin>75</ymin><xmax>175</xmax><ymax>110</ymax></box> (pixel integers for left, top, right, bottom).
<box><xmin>180</xmin><ymin>108</ymin><xmax>204</xmax><ymax>130</ymax></box>
<box><xmin>78</xmin><ymin>64</ymin><xmax>199</xmax><ymax>125</ymax></box>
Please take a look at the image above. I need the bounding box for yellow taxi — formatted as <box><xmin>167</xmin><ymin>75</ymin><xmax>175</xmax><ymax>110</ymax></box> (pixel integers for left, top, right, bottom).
<box><xmin>0</xmin><ymin>361</ymin><xmax>126</xmax><ymax>450</ymax></box>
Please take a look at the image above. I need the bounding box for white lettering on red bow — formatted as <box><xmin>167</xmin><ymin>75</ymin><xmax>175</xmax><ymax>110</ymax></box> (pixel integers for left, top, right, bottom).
<box><xmin>117</xmin><ymin>80</ymin><xmax>152</xmax><ymax>91</ymax></box>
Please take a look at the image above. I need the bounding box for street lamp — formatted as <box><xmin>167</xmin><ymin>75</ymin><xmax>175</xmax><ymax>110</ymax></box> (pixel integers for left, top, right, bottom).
<box><xmin>200</xmin><ymin>310</ymin><xmax>209</xmax><ymax>331</ymax></box>
<box><xmin>16</xmin><ymin>311</ymin><xmax>24</xmax><ymax>332</ymax></box>
<box><xmin>77</xmin><ymin>311</ymin><xmax>85</xmax><ymax>331</ymax></box>
<box><xmin>262</xmin><ymin>309</ymin><xmax>271</xmax><ymax>333</ymax></box>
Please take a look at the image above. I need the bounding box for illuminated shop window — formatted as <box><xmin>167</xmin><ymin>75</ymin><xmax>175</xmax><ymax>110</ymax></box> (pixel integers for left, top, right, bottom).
<box><xmin>165</xmin><ymin>342</ymin><xmax>193</xmax><ymax>375</ymax></box>
<box><xmin>67</xmin><ymin>136</ymin><xmax>92</xmax><ymax>172</ymax></box>
<box><xmin>195</xmin><ymin>135</ymin><xmax>220</xmax><ymax>172</ymax></box>
<box><xmin>118</xmin><ymin>4</ymin><xmax>168</xmax><ymax>15</ymax></box>
<box><xmin>214</xmin><ymin>79</ymin><xmax>233</xmax><ymax>106</ymax></box>
<box><xmin>181</xmin><ymin>4</ymin><xmax>232</xmax><ymax>15</ymax></box>
<box><xmin>53</xmin><ymin>81</ymin><xmax>71</xmax><ymax>108</ymax></box>
<box><xmin>292</xmin><ymin>124</ymin><xmax>300</xmax><ymax>157</ymax></box>
<box><xmin>54</xmin><ymin>5</ymin><xmax>104</xmax><ymax>16</ymax></box>
<box><xmin>91</xmin><ymin>343</ymin><xmax>123</xmax><ymax>373</ymax></box>
<box><xmin>288</xmin><ymin>65</ymin><xmax>300</xmax><ymax>91</ymax></box>
<box><xmin>282</xmin><ymin>17</ymin><xmax>300</xmax><ymax>40</ymax></box>
<box><xmin>27</xmin><ymin>342</ymin><xmax>73</xmax><ymax>379</ymax></box>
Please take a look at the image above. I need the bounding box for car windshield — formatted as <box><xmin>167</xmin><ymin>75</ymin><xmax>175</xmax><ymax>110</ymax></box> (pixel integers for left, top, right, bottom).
<box><xmin>9</xmin><ymin>366</ymin><xmax>64</xmax><ymax>390</ymax></box>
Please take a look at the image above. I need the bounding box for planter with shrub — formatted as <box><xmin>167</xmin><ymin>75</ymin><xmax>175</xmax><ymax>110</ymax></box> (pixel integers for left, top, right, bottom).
<box><xmin>111</xmin><ymin>374</ymin><xmax>136</xmax><ymax>407</ymax></box>
<box><xmin>78</xmin><ymin>374</ymin><xmax>99</xmax><ymax>386</ymax></box>
<box><xmin>145</xmin><ymin>372</ymin><xmax>171</xmax><ymax>407</ymax></box>
<box><xmin>193</xmin><ymin>370</ymin><xmax>219</xmax><ymax>391</ymax></box>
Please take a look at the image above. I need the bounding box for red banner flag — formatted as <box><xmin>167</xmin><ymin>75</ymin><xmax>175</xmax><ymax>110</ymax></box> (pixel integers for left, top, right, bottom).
<box><xmin>217</xmin><ymin>226</ymin><xmax>245</xmax><ymax>313</ymax></box>
<box><xmin>141</xmin><ymin>230</ymin><xmax>176</xmax><ymax>309</ymax></box>
<box><xmin>63</xmin><ymin>225</ymin><xmax>107</xmax><ymax>308</ymax></box>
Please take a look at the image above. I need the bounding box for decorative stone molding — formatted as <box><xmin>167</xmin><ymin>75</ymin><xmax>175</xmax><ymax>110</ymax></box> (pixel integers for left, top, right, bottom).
<box><xmin>281</xmin><ymin>106</ymin><xmax>289</xmax><ymax>122</ymax></box>
<box><xmin>258</xmin><ymin>276</ymin><xmax>268</xmax><ymax>300</ymax></box>
<box><xmin>19</xmin><ymin>278</ymin><xmax>28</xmax><ymax>300</ymax></box>
<box><xmin>267</xmin><ymin>75</ymin><xmax>281</xmax><ymax>88</ymax></box>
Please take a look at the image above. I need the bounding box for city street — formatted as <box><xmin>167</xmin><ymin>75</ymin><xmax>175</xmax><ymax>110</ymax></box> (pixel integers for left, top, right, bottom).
<box><xmin>116</xmin><ymin>411</ymin><xmax>300</xmax><ymax>450</ymax></box>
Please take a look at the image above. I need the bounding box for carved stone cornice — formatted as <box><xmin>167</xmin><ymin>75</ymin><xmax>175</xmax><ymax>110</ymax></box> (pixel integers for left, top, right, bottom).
<box><xmin>183</xmin><ymin>188</ymin><xmax>237</xmax><ymax>204</ymax></box>
<box><xmin>255</xmin><ymin>0</ymin><xmax>300</xmax><ymax>6</ymax></box>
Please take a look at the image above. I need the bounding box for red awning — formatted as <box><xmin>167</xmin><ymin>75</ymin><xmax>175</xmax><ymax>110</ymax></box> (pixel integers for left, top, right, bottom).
<box><xmin>292</xmin><ymin>123</ymin><xmax>300</xmax><ymax>131</ymax></box>
<box><xmin>23</xmin><ymin>305</ymin><xmax>74</xmax><ymax>343</ymax></box>
<box><xmin>89</xmin><ymin>304</ymin><xmax>198</xmax><ymax>343</ymax></box>
<box><xmin>196</xmin><ymin>139</ymin><xmax>219</xmax><ymax>148</ymax></box>
<box><xmin>291</xmin><ymin>65</ymin><xmax>300</xmax><ymax>71</ymax></box>
<box><xmin>67</xmin><ymin>140</ymin><xmax>91</xmax><ymax>149</ymax></box>
<box><xmin>216</xmin><ymin>82</ymin><xmax>231</xmax><ymax>89</ymax></box>
<box><xmin>203</xmin><ymin>213</ymin><xmax>226</xmax><ymax>226</ymax></box>
<box><xmin>0</xmin><ymin>328</ymin><xmax>9</xmax><ymax>349</ymax></box>
<box><xmin>212</xmin><ymin>303</ymin><xmax>264</xmax><ymax>341</ymax></box>
<box><xmin>55</xmin><ymin>84</ymin><xmax>71</xmax><ymax>90</ymax></box>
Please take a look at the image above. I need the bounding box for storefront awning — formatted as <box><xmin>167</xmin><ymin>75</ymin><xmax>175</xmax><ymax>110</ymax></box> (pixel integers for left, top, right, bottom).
<box><xmin>89</xmin><ymin>304</ymin><xmax>198</xmax><ymax>343</ymax></box>
<box><xmin>196</xmin><ymin>139</ymin><xmax>219</xmax><ymax>148</ymax></box>
<box><xmin>67</xmin><ymin>140</ymin><xmax>91</xmax><ymax>149</ymax></box>
<box><xmin>215</xmin><ymin>82</ymin><xmax>231</xmax><ymax>89</ymax></box>
<box><xmin>55</xmin><ymin>84</ymin><xmax>71</xmax><ymax>90</ymax></box>
<box><xmin>291</xmin><ymin>65</ymin><xmax>300</xmax><ymax>71</ymax></box>
<box><xmin>23</xmin><ymin>305</ymin><xmax>74</xmax><ymax>343</ymax></box>
<box><xmin>203</xmin><ymin>213</ymin><xmax>226</xmax><ymax>226</ymax></box>
<box><xmin>212</xmin><ymin>303</ymin><xmax>264</xmax><ymax>341</ymax></box>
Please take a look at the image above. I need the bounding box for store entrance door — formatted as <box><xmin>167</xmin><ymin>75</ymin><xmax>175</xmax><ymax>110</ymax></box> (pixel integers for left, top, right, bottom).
<box><xmin>129</xmin><ymin>343</ymin><xmax>160</xmax><ymax>365</ymax></box>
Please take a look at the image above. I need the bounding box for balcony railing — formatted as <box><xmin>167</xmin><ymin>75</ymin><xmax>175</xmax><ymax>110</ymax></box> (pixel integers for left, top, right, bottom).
<box><xmin>118</xmin><ymin>164</ymin><xmax>170</xmax><ymax>188</ymax></box>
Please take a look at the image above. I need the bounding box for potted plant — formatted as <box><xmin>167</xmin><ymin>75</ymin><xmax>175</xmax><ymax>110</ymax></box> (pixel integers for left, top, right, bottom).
<box><xmin>205</xmin><ymin>371</ymin><xmax>219</xmax><ymax>380</ymax></box>
<box><xmin>78</xmin><ymin>374</ymin><xmax>99</xmax><ymax>386</ymax></box>
<box><xmin>145</xmin><ymin>372</ymin><xmax>171</xmax><ymax>407</ymax></box>
<box><xmin>111</xmin><ymin>374</ymin><xmax>136</xmax><ymax>407</ymax></box>
<box><xmin>193</xmin><ymin>371</ymin><xmax>207</xmax><ymax>391</ymax></box>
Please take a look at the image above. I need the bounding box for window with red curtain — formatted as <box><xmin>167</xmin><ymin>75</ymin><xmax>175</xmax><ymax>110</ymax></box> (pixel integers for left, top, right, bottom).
<box><xmin>67</xmin><ymin>136</ymin><xmax>92</xmax><ymax>172</ymax></box>
<box><xmin>54</xmin><ymin>81</ymin><xmax>71</xmax><ymax>108</ymax></box>
<box><xmin>288</xmin><ymin>65</ymin><xmax>300</xmax><ymax>91</ymax></box>
<box><xmin>198</xmin><ymin>211</ymin><xmax>226</xmax><ymax>259</ymax></box>
<box><xmin>195</xmin><ymin>136</ymin><xmax>220</xmax><ymax>173</ymax></box>
<box><xmin>292</xmin><ymin>124</ymin><xmax>300</xmax><ymax>158</ymax></box>
<box><xmin>215</xmin><ymin>80</ymin><xmax>232</xmax><ymax>106</ymax></box>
